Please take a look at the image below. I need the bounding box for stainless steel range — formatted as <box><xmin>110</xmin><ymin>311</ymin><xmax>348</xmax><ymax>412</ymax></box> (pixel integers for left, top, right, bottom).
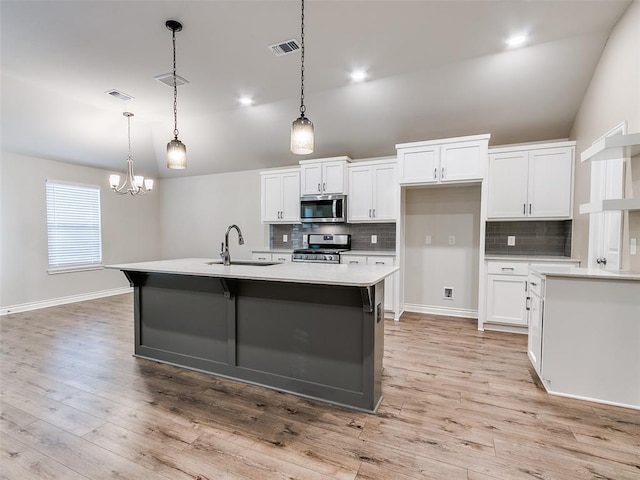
<box><xmin>292</xmin><ymin>234</ymin><xmax>351</xmax><ymax>264</ymax></box>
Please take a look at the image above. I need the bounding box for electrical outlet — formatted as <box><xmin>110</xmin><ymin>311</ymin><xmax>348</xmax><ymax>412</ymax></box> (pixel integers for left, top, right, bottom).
<box><xmin>631</xmin><ymin>238</ymin><xmax>637</xmax><ymax>255</ymax></box>
<box><xmin>448</xmin><ymin>235</ymin><xmax>455</xmax><ymax>245</ymax></box>
<box><xmin>425</xmin><ymin>235</ymin><xmax>432</xmax><ymax>245</ymax></box>
<box><xmin>443</xmin><ymin>287</ymin><xmax>454</xmax><ymax>300</ymax></box>
<box><xmin>371</xmin><ymin>235</ymin><xmax>377</xmax><ymax>244</ymax></box>
<box><xmin>283</xmin><ymin>234</ymin><xmax>288</xmax><ymax>243</ymax></box>
<box><xmin>507</xmin><ymin>236</ymin><xmax>516</xmax><ymax>246</ymax></box>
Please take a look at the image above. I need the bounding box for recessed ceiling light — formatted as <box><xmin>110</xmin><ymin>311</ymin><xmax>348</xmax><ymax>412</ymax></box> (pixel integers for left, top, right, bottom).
<box><xmin>239</xmin><ymin>96</ymin><xmax>254</xmax><ymax>106</ymax></box>
<box><xmin>350</xmin><ymin>70</ymin><xmax>367</xmax><ymax>82</ymax></box>
<box><xmin>506</xmin><ymin>34</ymin><xmax>528</xmax><ymax>49</ymax></box>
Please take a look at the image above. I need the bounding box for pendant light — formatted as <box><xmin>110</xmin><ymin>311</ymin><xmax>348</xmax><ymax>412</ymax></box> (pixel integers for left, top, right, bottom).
<box><xmin>166</xmin><ymin>20</ymin><xmax>187</xmax><ymax>169</ymax></box>
<box><xmin>290</xmin><ymin>0</ymin><xmax>314</xmax><ymax>155</ymax></box>
<box><xmin>109</xmin><ymin>112</ymin><xmax>154</xmax><ymax>195</ymax></box>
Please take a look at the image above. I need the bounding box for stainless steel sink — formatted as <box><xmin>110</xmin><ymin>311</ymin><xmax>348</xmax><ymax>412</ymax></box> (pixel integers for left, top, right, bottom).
<box><xmin>204</xmin><ymin>260</ymin><xmax>279</xmax><ymax>266</ymax></box>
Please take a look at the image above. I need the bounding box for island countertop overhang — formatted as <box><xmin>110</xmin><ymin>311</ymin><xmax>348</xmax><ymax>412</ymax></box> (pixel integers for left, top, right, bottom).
<box><xmin>107</xmin><ymin>257</ymin><xmax>398</xmax><ymax>287</ymax></box>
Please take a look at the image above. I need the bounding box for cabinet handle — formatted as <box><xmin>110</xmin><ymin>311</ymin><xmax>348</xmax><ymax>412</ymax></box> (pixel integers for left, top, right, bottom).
<box><xmin>323</xmin><ymin>182</ymin><xmax>326</xmax><ymax>191</ymax></box>
<box><xmin>530</xmin><ymin>282</ymin><xmax>538</xmax><ymax>287</ymax></box>
<box><xmin>349</xmin><ymin>260</ymin><xmax>359</xmax><ymax>264</ymax></box>
<box><xmin>529</xmin><ymin>204</ymin><xmax>532</xmax><ymax>215</ymax></box>
<box><xmin>372</xmin><ymin>208</ymin><xmax>376</xmax><ymax>217</ymax></box>
<box><xmin>523</xmin><ymin>203</ymin><xmax>526</xmax><ymax>215</ymax></box>
<box><xmin>501</xmin><ymin>267</ymin><xmax>514</xmax><ymax>271</ymax></box>
<box><xmin>526</xmin><ymin>297</ymin><xmax>531</xmax><ymax>311</ymax></box>
<box><xmin>317</xmin><ymin>183</ymin><xmax>321</xmax><ymax>192</ymax></box>
<box><xmin>434</xmin><ymin>168</ymin><xmax>437</xmax><ymax>179</ymax></box>
<box><xmin>369</xmin><ymin>208</ymin><xmax>372</xmax><ymax>217</ymax></box>
<box><xmin>441</xmin><ymin>167</ymin><xmax>444</xmax><ymax>179</ymax></box>
<box><xmin>375</xmin><ymin>261</ymin><xmax>385</xmax><ymax>265</ymax></box>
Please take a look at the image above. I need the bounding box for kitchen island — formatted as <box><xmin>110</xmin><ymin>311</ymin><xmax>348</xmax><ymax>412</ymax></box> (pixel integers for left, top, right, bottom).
<box><xmin>108</xmin><ymin>258</ymin><xmax>398</xmax><ymax>412</ymax></box>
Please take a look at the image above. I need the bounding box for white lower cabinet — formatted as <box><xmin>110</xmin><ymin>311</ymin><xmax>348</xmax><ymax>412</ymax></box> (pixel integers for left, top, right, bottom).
<box><xmin>341</xmin><ymin>254</ymin><xmax>396</xmax><ymax>314</ymax></box>
<box><xmin>486</xmin><ymin>262</ymin><xmax>529</xmax><ymax>327</ymax></box>
<box><xmin>527</xmin><ymin>271</ymin><xmax>544</xmax><ymax>375</ymax></box>
<box><xmin>251</xmin><ymin>252</ymin><xmax>292</xmax><ymax>263</ymax></box>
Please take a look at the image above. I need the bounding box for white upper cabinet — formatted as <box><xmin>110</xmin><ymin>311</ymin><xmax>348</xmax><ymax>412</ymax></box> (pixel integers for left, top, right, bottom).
<box><xmin>396</xmin><ymin>134</ymin><xmax>490</xmax><ymax>185</ymax></box>
<box><xmin>348</xmin><ymin>159</ymin><xmax>397</xmax><ymax>222</ymax></box>
<box><xmin>487</xmin><ymin>142</ymin><xmax>575</xmax><ymax>220</ymax></box>
<box><xmin>260</xmin><ymin>168</ymin><xmax>300</xmax><ymax>223</ymax></box>
<box><xmin>299</xmin><ymin>156</ymin><xmax>351</xmax><ymax>195</ymax></box>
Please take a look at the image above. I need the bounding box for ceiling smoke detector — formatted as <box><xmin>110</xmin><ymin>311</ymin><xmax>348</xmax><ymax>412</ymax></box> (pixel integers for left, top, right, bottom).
<box><xmin>154</xmin><ymin>73</ymin><xmax>189</xmax><ymax>87</ymax></box>
<box><xmin>106</xmin><ymin>89</ymin><xmax>134</xmax><ymax>101</ymax></box>
<box><xmin>269</xmin><ymin>39</ymin><xmax>300</xmax><ymax>56</ymax></box>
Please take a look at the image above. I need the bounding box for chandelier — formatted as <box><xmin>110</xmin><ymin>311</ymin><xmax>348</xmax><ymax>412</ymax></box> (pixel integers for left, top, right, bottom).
<box><xmin>109</xmin><ymin>112</ymin><xmax>153</xmax><ymax>195</ymax></box>
<box><xmin>165</xmin><ymin>20</ymin><xmax>187</xmax><ymax>169</ymax></box>
<box><xmin>290</xmin><ymin>0</ymin><xmax>314</xmax><ymax>155</ymax></box>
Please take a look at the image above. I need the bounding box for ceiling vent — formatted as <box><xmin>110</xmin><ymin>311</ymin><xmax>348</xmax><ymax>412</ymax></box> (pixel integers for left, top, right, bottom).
<box><xmin>269</xmin><ymin>39</ymin><xmax>300</xmax><ymax>56</ymax></box>
<box><xmin>154</xmin><ymin>73</ymin><xmax>189</xmax><ymax>87</ymax></box>
<box><xmin>106</xmin><ymin>89</ymin><xmax>134</xmax><ymax>101</ymax></box>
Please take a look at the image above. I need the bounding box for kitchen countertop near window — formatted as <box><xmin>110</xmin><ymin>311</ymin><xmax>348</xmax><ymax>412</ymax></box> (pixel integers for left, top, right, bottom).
<box><xmin>530</xmin><ymin>265</ymin><xmax>640</xmax><ymax>281</ymax></box>
<box><xmin>252</xmin><ymin>248</ymin><xmax>396</xmax><ymax>256</ymax></box>
<box><xmin>252</xmin><ymin>248</ymin><xmax>293</xmax><ymax>254</ymax></box>
<box><xmin>485</xmin><ymin>255</ymin><xmax>580</xmax><ymax>263</ymax></box>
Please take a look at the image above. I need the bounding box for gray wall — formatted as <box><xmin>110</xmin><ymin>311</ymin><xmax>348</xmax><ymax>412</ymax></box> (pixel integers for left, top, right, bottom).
<box><xmin>570</xmin><ymin>1</ymin><xmax>640</xmax><ymax>271</ymax></box>
<box><xmin>0</xmin><ymin>152</ymin><xmax>161</xmax><ymax>308</ymax></box>
<box><xmin>158</xmin><ymin>169</ymin><xmax>267</xmax><ymax>261</ymax></box>
<box><xmin>403</xmin><ymin>185</ymin><xmax>481</xmax><ymax>312</ymax></box>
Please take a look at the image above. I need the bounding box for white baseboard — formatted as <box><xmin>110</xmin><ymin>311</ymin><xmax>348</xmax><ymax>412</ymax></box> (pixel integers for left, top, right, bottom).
<box><xmin>0</xmin><ymin>287</ymin><xmax>132</xmax><ymax>316</ymax></box>
<box><xmin>403</xmin><ymin>303</ymin><xmax>478</xmax><ymax>319</ymax></box>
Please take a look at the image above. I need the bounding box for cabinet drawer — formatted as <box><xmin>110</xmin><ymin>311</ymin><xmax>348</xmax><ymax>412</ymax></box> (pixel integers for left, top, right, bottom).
<box><xmin>366</xmin><ymin>256</ymin><xmax>394</xmax><ymax>267</ymax></box>
<box><xmin>252</xmin><ymin>253</ymin><xmax>272</xmax><ymax>261</ymax></box>
<box><xmin>272</xmin><ymin>254</ymin><xmax>291</xmax><ymax>263</ymax></box>
<box><xmin>487</xmin><ymin>262</ymin><xmax>529</xmax><ymax>275</ymax></box>
<box><xmin>341</xmin><ymin>255</ymin><xmax>365</xmax><ymax>265</ymax></box>
<box><xmin>528</xmin><ymin>273</ymin><xmax>544</xmax><ymax>297</ymax></box>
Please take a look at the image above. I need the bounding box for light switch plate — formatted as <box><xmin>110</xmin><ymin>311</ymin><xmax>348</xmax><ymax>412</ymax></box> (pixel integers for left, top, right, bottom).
<box><xmin>631</xmin><ymin>238</ymin><xmax>637</xmax><ymax>255</ymax></box>
<box><xmin>371</xmin><ymin>235</ymin><xmax>377</xmax><ymax>244</ymax></box>
<box><xmin>283</xmin><ymin>234</ymin><xmax>288</xmax><ymax>243</ymax></box>
<box><xmin>448</xmin><ymin>236</ymin><xmax>455</xmax><ymax>245</ymax></box>
<box><xmin>425</xmin><ymin>235</ymin><xmax>432</xmax><ymax>245</ymax></box>
<box><xmin>507</xmin><ymin>236</ymin><xmax>516</xmax><ymax>246</ymax></box>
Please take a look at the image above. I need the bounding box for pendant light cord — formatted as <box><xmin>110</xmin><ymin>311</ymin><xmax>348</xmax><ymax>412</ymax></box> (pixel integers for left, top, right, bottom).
<box><xmin>172</xmin><ymin>27</ymin><xmax>179</xmax><ymax>139</ymax></box>
<box><xmin>299</xmin><ymin>0</ymin><xmax>306</xmax><ymax>117</ymax></box>
<box><xmin>127</xmin><ymin>115</ymin><xmax>132</xmax><ymax>160</ymax></box>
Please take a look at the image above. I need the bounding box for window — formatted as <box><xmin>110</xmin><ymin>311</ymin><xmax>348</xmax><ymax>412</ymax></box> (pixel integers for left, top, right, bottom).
<box><xmin>46</xmin><ymin>180</ymin><xmax>103</xmax><ymax>272</ymax></box>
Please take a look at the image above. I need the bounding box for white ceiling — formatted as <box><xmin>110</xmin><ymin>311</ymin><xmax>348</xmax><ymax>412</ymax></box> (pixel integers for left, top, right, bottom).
<box><xmin>0</xmin><ymin>0</ymin><xmax>631</xmax><ymax>179</ymax></box>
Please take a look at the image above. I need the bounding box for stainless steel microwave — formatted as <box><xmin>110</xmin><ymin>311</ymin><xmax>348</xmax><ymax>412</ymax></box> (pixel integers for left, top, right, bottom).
<box><xmin>300</xmin><ymin>194</ymin><xmax>347</xmax><ymax>223</ymax></box>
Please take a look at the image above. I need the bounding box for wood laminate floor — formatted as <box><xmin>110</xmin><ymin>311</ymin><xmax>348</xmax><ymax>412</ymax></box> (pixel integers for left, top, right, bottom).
<box><xmin>1</xmin><ymin>294</ymin><xmax>638</xmax><ymax>479</ymax></box>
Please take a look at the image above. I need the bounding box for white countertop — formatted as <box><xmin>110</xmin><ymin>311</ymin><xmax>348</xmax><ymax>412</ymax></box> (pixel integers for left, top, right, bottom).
<box><xmin>530</xmin><ymin>265</ymin><xmax>640</xmax><ymax>281</ymax></box>
<box><xmin>252</xmin><ymin>248</ymin><xmax>293</xmax><ymax>254</ymax></box>
<box><xmin>485</xmin><ymin>255</ymin><xmax>580</xmax><ymax>263</ymax></box>
<box><xmin>342</xmin><ymin>250</ymin><xmax>396</xmax><ymax>257</ymax></box>
<box><xmin>107</xmin><ymin>258</ymin><xmax>398</xmax><ymax>287</ymax></box>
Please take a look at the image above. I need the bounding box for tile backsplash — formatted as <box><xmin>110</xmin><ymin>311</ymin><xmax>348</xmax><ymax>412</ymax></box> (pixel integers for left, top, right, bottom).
<box><xmin>271</xmin><ymin>223</ymin><xmax>396</xmax><ymax>251</ymax></box>
<box><xmin>485</xmin><ymin>220</ymin><xmax>572</xmax><ymax>256</ymax></box>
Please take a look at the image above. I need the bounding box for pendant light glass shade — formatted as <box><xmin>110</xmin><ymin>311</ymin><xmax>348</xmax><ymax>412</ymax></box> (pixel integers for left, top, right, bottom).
<box><xmin>167</xmin><ymin>138</ymin><xmax>187</xmax><ymax>169</ymax></box>
<box><xmin>165</xmin><ymin>20</ymin><xmax>186</xmax><ymax>169</ymax></box>
<box><xmin>291</xmin><ymin>0</ymin><xmax>314</xmax><ymax>155</ymax></box>
<box><xmin>291</xmin><ymin>116</ymin><xmax>314</xmax><ymax>154</ymax></box>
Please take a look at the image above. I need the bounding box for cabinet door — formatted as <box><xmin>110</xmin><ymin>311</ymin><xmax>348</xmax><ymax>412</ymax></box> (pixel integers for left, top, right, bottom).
<box><xmin>398</xmin><ymin>146</ymin><xmax>439</xmax><ymax>184</ymax></box>
<box><xmin>348</xmin><ymin>165</ymin><xmax>374</xmax><ymax>222</ymax></box>
<box><xmin>527</xmin><ymin>292</ymin><xmax>543</xmax><ymax>375</ymax></box>
<box><xmin>280</xmin><ymin>171</ymin><xmax>300</xmax><ymax>222</ymax></box>
<box><xmin>300</xmin><ymin>163</ymin><xmax>323</xmax><ymax>195</ymax></box>
<box><xmin>486</xmin><ymin>274</ymin><xmax>528</xmax><ymax>326</ymax></box>
<box><xmin>487</xmin><ymin>152</ymin><xmax>529</xmax><ymax>218</ymax></box>
<box><xmin>372</xmin><ymin>164</ymin><xmax>398</xmax><ymax>221</ymax></box>
<box><xmin>366</xmin><ymin>256</ymin><xmax>395</xmax><ymax>312</ymax></box>
<box><xmin>322</xmin><ymin>161</ymin><xmax>346</xmax><ymax>194</ymax></box>
<box><xmin>252</xmin><ymin>252</ymin><xmax>272</xmax><ymax>261</ymax></box>
<box><xmin>528</xmin><ymin>147</ymin><xmax>573</xmax><ymax>218</ymax></box>
<box><xmin>261</xmin><ymin>174</ymin><xmax>283</xmax><ymax>222</ymax></box>
<box><xmin>440</xmin><ymin>141</ymin><xmax>485</xmax><ymax>182</ymax></box>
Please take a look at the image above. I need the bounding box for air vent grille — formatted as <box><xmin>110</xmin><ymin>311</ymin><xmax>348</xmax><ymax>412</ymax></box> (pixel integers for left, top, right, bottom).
<box><xmin>105</xmin><ymin>89</ymin><xmax>133</xmax><ymax>101</ymax></box>
<box><xmin>269</xmin><ymin>39</ymin><xmax>300</xmax><ymax>56</ymax></box>
<box><xmin>154</xmin><ymin>73</ymin><xmax>189</xmax><ymax>87</ymax></box>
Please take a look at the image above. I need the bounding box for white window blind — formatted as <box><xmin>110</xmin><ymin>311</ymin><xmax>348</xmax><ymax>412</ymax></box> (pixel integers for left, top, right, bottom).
<box><xmin>46</xmin><ymin>181</ymin><xmax>103</xmax><ymax>271</ymax></box>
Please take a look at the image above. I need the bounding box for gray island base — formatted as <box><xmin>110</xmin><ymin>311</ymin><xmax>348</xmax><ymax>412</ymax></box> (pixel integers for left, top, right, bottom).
<box><xmin>111</xmin><ymin>259</ymin><xmax>396</xmax><ymax>413</ymax></box>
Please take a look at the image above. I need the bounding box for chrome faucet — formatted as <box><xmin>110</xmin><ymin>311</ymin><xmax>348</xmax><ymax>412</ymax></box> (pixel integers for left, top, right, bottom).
<box><xmin>220</xmin><ymin>224</ymin><xmax>244</xmax><ymax>266</ymax></box>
